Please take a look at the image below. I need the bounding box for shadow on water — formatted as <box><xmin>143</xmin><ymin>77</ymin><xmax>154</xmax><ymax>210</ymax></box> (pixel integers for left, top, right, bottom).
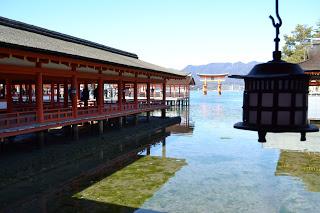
<box><xmin>0</xmin><ymin>115</ymin><xmax>188</xmax><ymax>212</ymax></box>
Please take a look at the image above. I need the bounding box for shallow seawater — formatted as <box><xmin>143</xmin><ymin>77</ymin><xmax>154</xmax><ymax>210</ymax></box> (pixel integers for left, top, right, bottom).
<box><xmin>1</xmin><ymin>91</ymin><xmax>320</xmax><ymax>213</ymax></box>
<box><xmin>139</xmin><ymin>91</ymin><xmax>320</xmax><ymax>213</ymax></box>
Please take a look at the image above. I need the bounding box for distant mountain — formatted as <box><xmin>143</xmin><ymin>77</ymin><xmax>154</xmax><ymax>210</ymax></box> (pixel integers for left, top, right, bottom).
<box><xmin>183</xmin><ymin>61</ymin><xmax>260</xmax><ymax>89</ymax></box>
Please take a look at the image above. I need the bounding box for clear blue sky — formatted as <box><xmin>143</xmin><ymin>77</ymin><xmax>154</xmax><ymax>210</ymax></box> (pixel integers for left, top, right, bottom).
<box><xmin>1</xmin><ymin>0</ymin><xmax>319</xmax><ymax>69</ymax></box>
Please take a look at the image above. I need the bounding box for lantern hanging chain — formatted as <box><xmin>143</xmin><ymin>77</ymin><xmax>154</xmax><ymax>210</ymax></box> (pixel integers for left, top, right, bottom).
<box><xmin>269</xmin><ymin>0</ymin><xmax>282</xmax><ymax>60</ymax></box>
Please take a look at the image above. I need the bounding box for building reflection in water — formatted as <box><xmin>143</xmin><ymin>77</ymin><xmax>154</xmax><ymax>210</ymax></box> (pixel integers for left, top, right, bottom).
<box><xmin>264</xmin><ymin>132</ymin><xmax>320</xmax><ymax>192</ymax></box>
<box><xmin>0</xmin><ymin>122</ymin><xmax>186</xmax><ymax>212</ymax></box>
<box><xmin>164</xmin><ymin>106</ymin><xmax>194</xmax><ymax>136</ymax></box>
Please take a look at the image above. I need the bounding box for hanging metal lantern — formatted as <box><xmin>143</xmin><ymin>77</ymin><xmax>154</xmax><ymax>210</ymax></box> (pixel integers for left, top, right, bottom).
<box><xmin>230</xmin><ymin>0</ymin><xmax>319</xmax><ymax>142</ymax></box>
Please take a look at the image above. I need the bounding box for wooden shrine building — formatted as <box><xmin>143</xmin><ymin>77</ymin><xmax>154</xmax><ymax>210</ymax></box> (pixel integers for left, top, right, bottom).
<box><xmin>300</xmin><ymin>41</ymin><xmax>320</xmax><ymax>122</ymax></box>
<box><xmin>0</xmin><ymin>17</ymin><xmax>190</xmax><ymax>140</ymax></box>
<box><xmin>300</xmin><ymin>42</ymin><xmax>320</xmax><ymax>90</ymax></box>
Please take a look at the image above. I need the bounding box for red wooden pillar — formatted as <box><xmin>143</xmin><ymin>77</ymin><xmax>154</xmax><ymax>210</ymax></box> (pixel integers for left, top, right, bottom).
<box><xmin>118</xmin><ymin>80</ymin><xmax>123</xmax><ymax>111</ymax></box>
<box><xmin>77</xmin><ymin>83</ymin><xmax>81</xmax><ymax>100</ymax></box>
<box><xmin>147</xmin><ymin>81</ymin><xmax>150</xmax><ymax>107</ymax></box>
<box><xmin>169</xmin><ymin>85</ymin><xmax>172</xmax><ymax>97</ymax></box>
<box><xmin>50</xmin><ymin>82</ymin><xmax>55</xmax><ymax>106</ymax></box>
<box><xmin>57</xmin><ymin>83</ymin><xmax>60</xmax><ymax>105</ymax></box>
<box><xmin>178</xmin><ymin>84</ymin><xmax>181</xmax><ymax>97</ymax></box>
<box><xmin>162</xmin><ymin>82</ymin><xmax>166</xmax><ymax>104</ymax></box>
<box><xmin>19</xmin><ymin>84</ymin><xmax>23</xmax><ymax>103</ymax></box>
<box><xmin>28</xmin><ymin>84</ymin><xmax>33</xmax><ymax>103</ymax></box>
<box><xmin>173</xmin><ymin>85</ymin><xmax>176</xmax><ymax>97</ymax></box>
<box><xmin>134</xmin><ymin>82</ymin><xmax>138</xmax><ymax>109</ymax></box>
<box><xmin>122</xmin><ymin>82</ymin><xmax>126</xmax><ymax>103</ymax></box>
<box><xmin>98</xmin><ymin>78</ymin><xmax>104</xmax><ymax>113</ymax></box>
<box><xmin>63</xmin><ymin>82</ymin><xmax>68</xmax><ymax>107</ymax></box>
<box><xmin>36</xmin><ymin>72</ymin><xmax>44</xmax><ymax>123</ymax></box>
<box><xmin>161</xmin><ymin>80</ymin><xmax>166</xmax><ymax>118</ymax></box>
<box><xmin>5</xmin><ymin>79</ymin><xmax>13</xmax><ymax>113</ymax></box>
<box><xmin>72</xmin><ymin>75</ymin><xmax>78</xmax><ymax>118</ymax></box>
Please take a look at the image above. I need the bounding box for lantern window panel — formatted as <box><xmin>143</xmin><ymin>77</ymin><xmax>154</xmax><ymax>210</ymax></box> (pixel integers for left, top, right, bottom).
<box><xmin>294</xmin><ymin>111</ymin><xmax>304</xmax><ymax>126</ymax></box>
<box><xmin>261</xmin><ymin>93</ymin><xmax>273</xmax><ymax>107</ymax></box>
<box><xmin>249</xmin><ymin>93</ymin><xmax>258</xmax><ymax>107</ymax></box>
<box><xmin>249</xmin><ymin>110</ymin><xmax>257</xmax><ymax>124</ymax></box>
<box><xmin>277</xmin><ymin>111</ymin><xmax>290</xmax><ymax>126</ymax></box>
<box><xmin>261</xmin><ymin>111</ymin><xmax>272</xmax><ymax>125</ymax></box>
<box><xmin>278</xmin><ymin>93</ymin><xmax>292</xmax><ymax>107</ymax></box>
<box><xmin>295</xmin><ymin>93</ymin><xmax>303</xmax><ymax>107</ymax></box>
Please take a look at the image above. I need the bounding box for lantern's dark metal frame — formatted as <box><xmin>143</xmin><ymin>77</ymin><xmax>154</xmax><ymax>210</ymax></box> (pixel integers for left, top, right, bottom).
<box><xmin>230</xmin><ymin>0</ymin><xmax>319</xmax><ymax>142</ymax></box>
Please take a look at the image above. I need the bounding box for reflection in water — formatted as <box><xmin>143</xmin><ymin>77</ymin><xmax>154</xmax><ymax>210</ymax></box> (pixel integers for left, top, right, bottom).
<box><xmin>166</xmin><ymin>106</ymin><xmax>194</xmax><ymax>136</ymax></box>
<box><xmin>265</xmin><ymin>133</ymin><xmax>320</xmax><ymax>192</ymax></box>
<box><xmin>0</xmin><ymin>118</ymin><xmax>185</xmax><ymax>212</ymax></box>
<box><xmin>276</xmin><ymin>151</ymin><xmax>320</xmax><ymax>192</ymax></box>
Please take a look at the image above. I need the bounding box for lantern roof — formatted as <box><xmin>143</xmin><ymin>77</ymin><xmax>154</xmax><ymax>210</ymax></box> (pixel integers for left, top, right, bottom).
<box><xmin>231</xmin><ymin>60</ymin><xmax>306</xmax><ymax>79</ymax></box>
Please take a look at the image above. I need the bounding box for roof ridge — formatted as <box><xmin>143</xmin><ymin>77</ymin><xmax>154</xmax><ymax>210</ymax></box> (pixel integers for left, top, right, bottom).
<box><xmin>0</xmin><ymin>16</ymin><xmax>139</xmax><ymax>59</ymax></box>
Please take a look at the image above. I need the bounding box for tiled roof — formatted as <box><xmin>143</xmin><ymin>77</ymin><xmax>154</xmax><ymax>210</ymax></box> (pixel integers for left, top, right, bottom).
<box><xmin>300</xmin><ymin>44</ymin><xmax>320</xmax><ymax>71</ymax></box>
<box><xmin>0</xmin><ymin>16</ymin><xmax>187</xmax><ymax>77</ymax></box>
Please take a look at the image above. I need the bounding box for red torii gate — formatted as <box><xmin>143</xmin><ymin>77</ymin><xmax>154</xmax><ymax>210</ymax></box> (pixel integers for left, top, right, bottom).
<box><xmin>197</xmin><ymin>73</ymin><xmax>228</xmax><ymax>95</ymax></box>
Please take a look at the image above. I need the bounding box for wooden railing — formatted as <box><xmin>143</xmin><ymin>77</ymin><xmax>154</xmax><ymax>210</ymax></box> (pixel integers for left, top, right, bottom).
<box><xmin>0</xmin><ymin>111</ymin><xmax>36</xmax><ymax>129</ymax></box>
<box><xmin>77</xmin><ymin>106</ymin><xmax>99</xmax><ymax>117</ymax></box>
<box><xmin>122</xmin><ymin>103</ymin><xmax>136</xmax><ymax>111</ymax></box>
<box><xmin>0</xmin><ymin>101</ymin><xmax>167</xmax><ymax>130</ymax></box>
<box><xmin>103</xmin><ymin>104</ymin><xmax>119</xmax><ymax>113</ymax></box>
<box><xmin>44</xmin><ymin>108</ymin><xmax>73</xmax><ymax>122</ymax></box>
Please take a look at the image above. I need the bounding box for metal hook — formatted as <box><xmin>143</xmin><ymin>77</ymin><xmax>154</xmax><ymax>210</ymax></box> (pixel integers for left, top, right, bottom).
<box><xmin>269</xmin><ymin>0</ymin><xmax>282</xmax><ymax>27</ymax></box>
<box><xmin>269</xmin><ymin>0</ymin><xmax>282</xmax><ymax>59</ymax></box>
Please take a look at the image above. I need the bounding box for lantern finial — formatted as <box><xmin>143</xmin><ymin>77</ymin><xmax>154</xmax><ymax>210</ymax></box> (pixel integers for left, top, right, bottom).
<box><xmin>269</xmin><ymin>0</ymin><xmax>282</xmax><ymax>61</ymax></box>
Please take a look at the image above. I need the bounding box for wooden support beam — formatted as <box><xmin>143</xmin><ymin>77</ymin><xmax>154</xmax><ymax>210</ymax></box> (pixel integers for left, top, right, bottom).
<box><xmin>133</xmin><ymin>114</ymin><xmax>139</xmax><ymax>125</ymax></box>
<box><xmin>161</xmin><ymin>81</ymin><xmax>166</xmax><ymax>118</ymax></box>
<box><xmin>36</xmin><ymin>72</ymin><xmax>44</xmax><ymax>123</ymax></box>
<box><xmin>162</xmin><ymin>138</ymin><xmax>166</xmax><ymax>159</ymax></box>
<box><xmin>147</xmin><ymin>80</ymin><xmax>150</xmax><ymax>107</ymax></box>
<box><xmin>118</xmin><ymin>80</ymin><xmax>123</xmax><ymax>111</ymax></box>
<box><xmin>98</xmin><ymin>120</ymin><xmax>104</xmax><ymax>135</ymax></box>
<box><xmin>134</xmin><ymin>81</ymin><xmax>138</xmax><ymax>109</ymax></box>
<box><xmin>50</xmin><ymin>82</ymin><xmax>55</xmax><ymax>106</ymax></box>
<box><xmin>77</xmin><ymin>83</ymin><xmax>81</xmax><ymax>100</ymax></box>
<box><xmin>5</xmin><ymin>79</ymin><xmax>13</xmax><ymax>113</ymax></box>
<box><xmin>63</xmin><ymin>82</ymin><xmax>68</xmax><ymax>107</ymax></box>
<box><xmin>98</xmin><ymin>78</ymin><xmax>104</xmax><ymax>113</ymax></box>
<box><xmin>28</xmin><ymin>84</ymin><xmax>33</xmax><ymax>103</ymax></box>
<box><xmin>71</xmin><ymin>75</ymin><xmax>78</xmax><ymax>118</ymax></box>
<box><xmin>146</xmin><ymin>111</ymin><xmax>150</xmax><ymax>122</ymax></box>
<box><xmin>146</xmin><ymin>145</ymin><xmax>151</xmax><ymax>155</ymax></box>
<box><xmin>72</xmin><ymin>124</ymin><xmax>79</xmax><ymax>141</ymax></box>
<box><xmin>57</xmin><ymin>83</ymin><xmax>60</xmax><ymax>104</ymax></box>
